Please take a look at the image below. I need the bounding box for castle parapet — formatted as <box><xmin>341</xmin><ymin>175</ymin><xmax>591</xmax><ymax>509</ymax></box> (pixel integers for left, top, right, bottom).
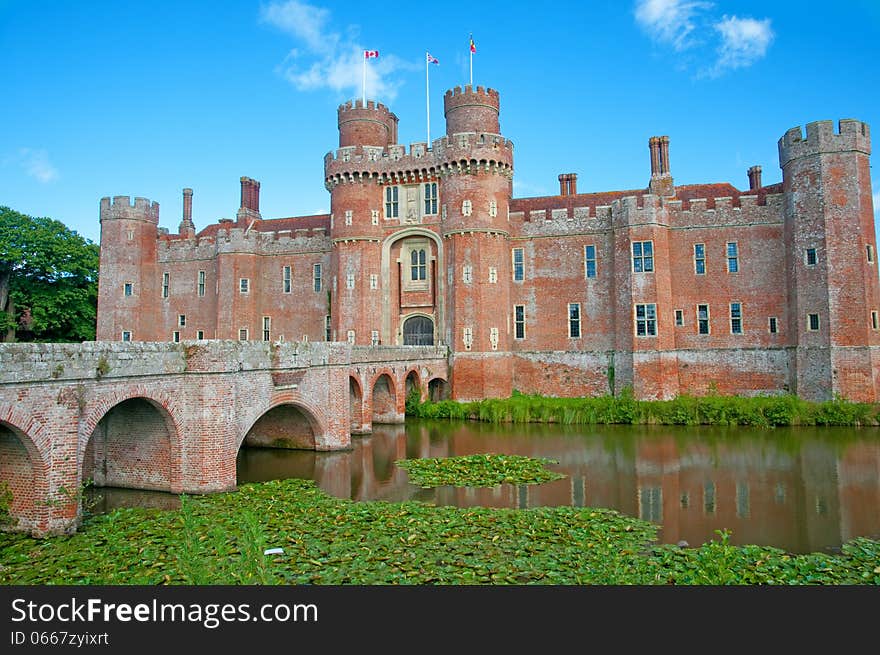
<box><xmin>444</xmin><ymin>85</ymin><xmax>501</xmax><ymax>135</ymax></box>
<box><xmin>778</xmin><ymin>119</ymin><xmax>871</xmax><ymax>167</ymax></box>
<box><xmin>100</xmin><ymin>196</ymin><xmax>160</xmax><ymax>223</ymax></box>
<box><xmin>337</xmin><ymin>98</ymin><xmax>399</xmax><ymax>148</ymax></box>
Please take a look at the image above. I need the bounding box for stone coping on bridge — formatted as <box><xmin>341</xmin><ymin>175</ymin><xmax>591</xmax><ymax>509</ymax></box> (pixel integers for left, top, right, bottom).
<box><xmin>0</xmin><ymin>340</ymin><xmax>342</xmax><ymax>383</ymax></box>
<box><xmin>0</xmin><ymin>341</ymin><xmax>450</xmax><ymax>384</ymax></box>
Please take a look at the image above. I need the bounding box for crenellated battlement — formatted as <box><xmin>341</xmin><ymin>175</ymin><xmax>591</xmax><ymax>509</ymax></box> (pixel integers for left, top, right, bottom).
<box><xmin>444</xmin><ymin>85</ymin><xmax>501</xmax><ymax>136</ymax></box>
<box><xmin>158</xmin><ymin>224</ymin><xmax>331</xmax><ymax>261</ymax></box>
<box><xmin>444</xmin><ymin>85</ymin><xmax>500</xmax><ymax>105</ymax></box>
<box><xmin>100</xmin><ymin>195</ymin><xmax>160</xmax><ymax>223</ymax></box>
<box><xmin>324</xmin><ymin>131</ymin><xmax>514</xmax><ymax>188</ymax></box>
<box><xmin>778</xmin><ymin>119</ymin><xmax>871</xmax><ymax>167</ymax></box>
<box><xmin>337</xmin><ymin>98</ymin><xmax>399</xmax><ymax>148</ymax></box>
<box><xmin>338</xmin><ymin>98</ymin><xmax>394</xmax><ymax>115</ymax></box>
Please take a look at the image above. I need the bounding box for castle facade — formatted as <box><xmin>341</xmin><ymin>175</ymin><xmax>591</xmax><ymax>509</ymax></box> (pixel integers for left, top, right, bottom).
<box><xmin>96</xmin><ymin>84</ymin><xmax>880</xmax><ymax>402</ymax></box>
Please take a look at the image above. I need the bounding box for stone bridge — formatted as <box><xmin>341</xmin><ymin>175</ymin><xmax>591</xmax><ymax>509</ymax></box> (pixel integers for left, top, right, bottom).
<box><xmin>0</xmin><ymin>341</ymin><xmax>448</xmax><ymax>536</ymax></box>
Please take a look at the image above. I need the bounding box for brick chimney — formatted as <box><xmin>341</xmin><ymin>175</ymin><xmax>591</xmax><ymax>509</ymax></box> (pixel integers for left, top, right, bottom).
<box><xmin>748</xmin><ymin>165</ymin><xmax>762</xmax><ymax>191</ymax></box>
<box><xmin>237</xmin><ymin>176</ymin><xmax>261</xmax><ymax>223</ymax></box>
<box><xmin>179</xmin><ymin>188</ymin><xmax>195</xmax><ymax>237</ymax></box>
<box><xmin>558</xmin><ymin>173</ymin><xmax>578</xmax><ymax>196</ymax></box>
<box><xmin>648</xmin><ymin>135</ymin><xmax>674</xmax><ymax>196</ymax></box>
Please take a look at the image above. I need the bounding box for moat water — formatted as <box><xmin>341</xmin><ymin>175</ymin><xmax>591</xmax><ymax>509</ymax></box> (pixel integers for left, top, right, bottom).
<box><xmin>88</xmin><ymin>419</ymin><xmax>880</xmax><ymax>555</ymax></box>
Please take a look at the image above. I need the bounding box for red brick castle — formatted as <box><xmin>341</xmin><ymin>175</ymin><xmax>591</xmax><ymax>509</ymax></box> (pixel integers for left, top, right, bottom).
<box><xmin>96</xmin><ymin>84</ymin><xmax>880</xmax><ymax>402</ymax></box>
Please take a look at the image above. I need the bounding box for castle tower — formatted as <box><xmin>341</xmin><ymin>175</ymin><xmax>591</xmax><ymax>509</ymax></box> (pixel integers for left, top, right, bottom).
<box><xmin>96</xmin><ymin>196</ymin><xmax>160</xmax><ymax>341</ymax></box>
<box><xmin>779</xmin><ymin>119</ymin><xmax>880</xmax><ymax>401</ymax></box>
<box><xmin>440</xmin><ymin>85</ymin><xmax>515</xmax><ymax>400</ymax></box>
<box><xmin>326</xmin><ymin>100</ymin><xmax>399</xmax><ymax>345</ymax></box>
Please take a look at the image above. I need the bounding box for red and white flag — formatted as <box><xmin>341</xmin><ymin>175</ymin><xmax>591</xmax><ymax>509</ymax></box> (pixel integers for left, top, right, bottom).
<box><xmin>364</xmin><ymin>50</ymin><xmax>379</xmax><ymax>59</ymax></box>
<box><xmin>427</xmin><ymin>52</ymin><xmax>439</xmax><ymax>65</ymax></box>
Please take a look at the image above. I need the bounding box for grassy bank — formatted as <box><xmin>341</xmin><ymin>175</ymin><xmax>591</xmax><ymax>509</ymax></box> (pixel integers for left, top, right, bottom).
<box><xmin>1</xmin><ymin>478</ymin><xmax>878</xmax><ymax>585</ymax></box>
<box><xmin>407</xmin><ymin>389</ymin><xmax>880</xmax><ymax>427</ymax></box>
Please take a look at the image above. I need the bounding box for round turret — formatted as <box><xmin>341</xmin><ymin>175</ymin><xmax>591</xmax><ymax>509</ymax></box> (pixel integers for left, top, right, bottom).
<box><xmin>444</xmin><ymin>85</ymin><xmax>500</xmax><ymax>136</ymax></box>
<box><xmin>337</xmin><ymin>99</ymin><xmax>399</xmax><ymax>148</ymax></box>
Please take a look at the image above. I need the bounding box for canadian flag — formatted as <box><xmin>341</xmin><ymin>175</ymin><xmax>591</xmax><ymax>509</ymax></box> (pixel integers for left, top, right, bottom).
<box><xmin>364</xmin><ymin>50</ymin><xmax>379</xmax><ymax>59</ymax></box>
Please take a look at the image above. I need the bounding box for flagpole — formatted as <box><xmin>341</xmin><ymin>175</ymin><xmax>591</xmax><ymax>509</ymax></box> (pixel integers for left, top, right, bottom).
<box><xmin>469</xmin><ymin>48</ymin><xmax>473</xmax><ymax>86</ymax></box>
<box><xmin>362</xmin><ymin>53</ymin><xmax>367</xmax><ymax>105</ymax></box>
<box><xmin>426</xmin><ymin>52</ymin><xmax>431</xmax><ymax>147</ymax></box>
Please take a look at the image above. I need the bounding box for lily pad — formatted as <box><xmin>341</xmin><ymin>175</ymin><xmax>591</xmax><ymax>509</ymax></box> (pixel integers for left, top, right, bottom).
<box><xmin>395</xmin><ymin>454</ymin><xmax>566</xmax><ymax>488</ymax></box>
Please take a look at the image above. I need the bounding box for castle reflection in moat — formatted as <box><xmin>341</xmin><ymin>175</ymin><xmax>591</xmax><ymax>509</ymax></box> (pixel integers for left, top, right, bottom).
<box><xmin>236</xmin><ymin>420</ymin><xmax>880</xmax><ymax>555</ymax></box>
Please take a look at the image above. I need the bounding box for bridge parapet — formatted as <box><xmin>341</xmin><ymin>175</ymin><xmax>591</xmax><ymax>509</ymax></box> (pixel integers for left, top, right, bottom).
<box><xmin>349</xmin><ymin>345</ymin><xmax>448</xmax><ymax>364</ymax></box>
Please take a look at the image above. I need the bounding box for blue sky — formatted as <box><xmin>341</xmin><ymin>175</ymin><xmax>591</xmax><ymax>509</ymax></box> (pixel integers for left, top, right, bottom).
<box><xmin>2</xmin><ymin>0</ymin><xmax>879</xmax><ymax>245</ymax></box>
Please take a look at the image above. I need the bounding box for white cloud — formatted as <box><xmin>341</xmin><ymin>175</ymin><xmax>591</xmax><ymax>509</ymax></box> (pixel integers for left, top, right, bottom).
<box><xmin>16</xmin><ymin>148</ymin><xmax>59</xmax><ymax>183</ymax></box>
<box><xmin>633</xmin><ymin>2</ymin><xmax>773</xmax><ymax>77</ymax></box>
<box><xmin>259</xmin><ymin>1</ymin><xmax>414</xmax><ymax>101</ymax></box>
<box><xmin>634</xmin><ymin>0</ymin><xmax>713</xmax><ymax>51</ymax></box>
<box><xmin>711</xmin><ymin>15</ymin><xmax>774</xmax><ymax>76</ymax></box>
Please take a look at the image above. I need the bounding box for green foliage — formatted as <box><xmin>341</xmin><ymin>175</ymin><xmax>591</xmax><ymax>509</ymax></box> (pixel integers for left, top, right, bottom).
<box><xmin>1</xmin><ymin>478</ymin><xmax>878</xmax><ymax>585</ymax></box>
<box><xmin>396</xmin><ymin>454</ymin><xmax>565</xmax><ymax>488</ymax></box>
<box><xmin>0</xmin><ymin>206</ymin><xmax>99</xmax><ymax>342</ymax></box>
<box><xmin>408</xmin><ymin>391</ymin><xmax>880</xmax><ymax>428</ymax></box>
<box><xmin>0</xmin><ymin>482</ymin><xmax>15</xmax><ymax>528</ymax></box>
<box><xmin>95</xmin><ymin>356</ymin><xmax>110</xmax><ymax>379</ymax></box>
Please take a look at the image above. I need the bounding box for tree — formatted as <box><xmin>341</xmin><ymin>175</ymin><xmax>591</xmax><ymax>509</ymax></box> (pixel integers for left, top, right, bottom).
<box><xmin>0</xmin><ymin>206</ymin><xmax>100</xmax><ymax>342</ymax></box>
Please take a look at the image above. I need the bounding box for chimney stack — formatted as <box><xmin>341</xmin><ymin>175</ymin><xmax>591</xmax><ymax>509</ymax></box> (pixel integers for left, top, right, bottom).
<box><xmin>179</xmin><ymin>188</ymin><xmax>195</xmax><ymax>237</ymax></box>
<box><xmin>648</xmin><ymin>135</ymin><xmax>674</xmax><ymax>197</ymax></box>
<box><xmin>748</xmin><ymin>165</ymin><xmax>762</xmax><ymax>191</ymax></box>
<box><xmin>558</xmin><ymin>173</ymin><xmax>579</xmax><ymax>196</ymax></box>
<box><xmin>237</xmin><ymin>177</ymin><xmax>262</xmax><ymax>223</ymax></box>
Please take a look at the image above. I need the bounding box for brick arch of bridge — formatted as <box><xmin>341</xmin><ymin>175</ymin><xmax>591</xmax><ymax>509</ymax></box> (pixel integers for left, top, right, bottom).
<box><xmin>79</xmin><ymin>386</ymin><xmax>184</xmax><ymax>493</ymax></box>
<box><xmin>363</xmin><ymin>367</ymin><xmax>404</xmax><ymax>424</ymax></box>
<box><xmin>0</xmin><ymin>403</ymin><xmax>53</xmax><ymax>532</ymax></box>
<box><xmin>237</xmin><ymin>390</ymin><xmax>331</xmax><ymax>452</ymax></box>
<box><xmin>427</xmin><ymin>375</ymin><xmax>450</xmax><ymax>402</ymax></box>
<box><xmin>403</xmin><ymin>366</ymin><xmax>424</xmax><ymax>402</ymax></box>
<box><xmin>348</xmin><ymin>375</ymin><xmax>370</xmax><ymax>434</ymax></box>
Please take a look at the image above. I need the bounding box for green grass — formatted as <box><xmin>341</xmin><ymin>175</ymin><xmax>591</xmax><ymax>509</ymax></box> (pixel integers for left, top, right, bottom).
<box><xmin>1</xmin><ymin>478</ymin><xmax>878</xmax><ymax>585</ymax></box>
<box><xmin>408</xmin><ymin>389</ymin><xmax>880</xmax><ymax>427</ymax></box>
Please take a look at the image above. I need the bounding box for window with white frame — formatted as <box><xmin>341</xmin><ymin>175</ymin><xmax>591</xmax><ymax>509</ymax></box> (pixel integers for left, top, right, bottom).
<box><xmin>371</xmin><ymin>330</ymin><xmax>379</xmax><ymax>346</ymax></box>
<box><xmin>324</xmin><ymin>315</ymin><xmax>331</xmax><ymax>341</ymax></box>
<box><xmin>769</xmin><ymin>316</ymin><xmax>778</xmax><ymax>334</ymax></box>
<box><xmin>313</xmin><ymin>264</ymin><xmax>322</xmax><ymax>292</ymax></box>
<box><xmin>424</xmin><ymin>183</ymin><xmax>438</xmax><ymax>215</ymax></box>
<box><xmin>584</xmin><ymin>245</ymin><xmax>597</xmax><ymax>278</ymax></box>
<box><xmin>635</xmin><ymin>303</ymin><xmax>657</xmax><ymax>336</ymax></box>
<box><xmin>385</xmin><ymin>186</ymin><xmax>399</xmax><ymax>218</ymax></box>
<box><xmin>162</xmin><ymin>272</ymin><xmax>169</xmax><ymax>298</ymax></box>
<box><xmin>410</xmin><ymin>248</ymin><xmax>427</xmax><ymax>282</ymax></box>
<box><xmin>867</xmin><ymin>244</ymin><xmax>875</xmax><ymax>264</ymax></box>
<box><xmin>239</xmin><ymin>328</ymin><xmax>248</xmax><ymax>341</ymax></box>
<box><xmin>121</xmin><ymin>330</ymin><xmax>132</xmax><ymax>342</ymax></box>
<box><xmin>873</xmin><ymin>311</ymin><xmax>878</xmax><ymax>330</ymax></box>
<box><xmin>127</xmin><ymin>229</ymin><xmax>134</xmax><ymax>241</ymax></box>
<box><xmin>239</xmin><ymin>278</ymin><xmax>249</xmax><ymax>294</ymax></box>
<box><xmin>512</xmin><ymin>248</ymin><xmax>524</xmax><ymax>281</ymax></box>
<box><xmin>262</xmin><ymin>316</ymin><xmax>271</xmax><ymax>342</ymax></box>
<box><xmin>805</xmin><ymin>248</ymin><xmax>817</xmax><ymax>267</ymax></box>
<box><xmin>514</xmin><ymin>305</ymin><xmax>525</xmax><ymax>339</ymax></box>
<box><xmin>178</xmin><ymin>314</ymin><xmax>186</xmax><ymax>327</ymax></box>
<box><xmin>730</xmin><ymin>302</ymin><xmax>743</xmax><ymax>334</ymax></box>
<box><xmin>489</xmin><ymin>199</ymin><xmax>497</xmax><ymax>217</ymax></box>
<box><xmin>632</xmin><ymin>241</ymin><xmax>654</xmax><ymax>273</ymax></box>
<box><xmin>344</xmin><ymin>210</ymin><xmax>353</xmax><ymax>226</ymax></box>
<box><xmin>371</xmin><ymin>209</ymin><xmax>379</xmax><ymax>225</ymax></box>
<box><xmin>196</xmin><ymin>330</ymin><xmax>204</xmax><ymax>340</ymax></box>
<box><xmin>727</xmin><ymin>242</ymin><xmax>739</xmax><ymax>273</ymax></box>
<box><xmin>198</xmin><ymin>270</ymin><xmax>206</xmax><ymax>297</ymax></box>
<box><xmin>808</xmin><ymin>313</ymin><xmax>820</xmax><ymax>331</ymax></box>
<box><xmin>568</xmin><ymin>303</ymin><xmax>581</xmax><ymax>338</ymax></box>
<box><xmin>123</xmin><ymin>282</ymin><xmax>133</xmax><ymax>297</ymax></box>
<box><xmin>283</xmin><ymin>266</ymin><xmax>291</xmax><ymax>293</ymax></box>
<box><xmin>697</xmin><ymin>304</ymin><xmax>710</xmax><ymax>335</ymax></box>
<box><xmin>462</xmin><ymin>199</ymin><xmax>472</xmax><ymax>216</ymax></box>
<box><xmin>346</xmin><ymin>330</ymin><xmax>355</xmax><ymax>344</ymax></box>
<box><xmin>675</xmin><ymin>309</ymin><xmax>684</xmax><ymax>326</ymax></box>
<box><xmin>694</xmin><ymin>243</ymin><xmax>706</xmax><ymax>275</ymax></box>
<box><xmin>346</xmin><ymin>273</ymin><xmax>355</xmax><ymax>289</ymax></box>
<box><xmin>172</xmin><ymin>331</ymin><xmax>180</xmax><ymax>343</ymax></box>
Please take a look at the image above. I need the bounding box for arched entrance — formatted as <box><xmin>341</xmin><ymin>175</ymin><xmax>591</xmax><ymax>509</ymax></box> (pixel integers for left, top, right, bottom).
<box><xmin>405</xmin><ymin>369</ymin><xmax>422</xmax><ymax>407</ymax></box>
<box><xmin>84</xmin><ymin>398</ymin><xmax>175</xmax><ymax>492</ymax></box>
<box><xmin>403</xmin><ymin>315</ymin><xmax>434</xmax><ymax>345</ymax></box>
<box><xmin>242</xmin><ymin>404</ymin><xmax>317</xmax><ymax>450</ymax></box>
<box><xmin>0</xmin><ymin>422</ymin><xmax>39</xmax><ymax>530</ymax></box>
<box><xmin>350</xmin><ymin>376</ymin><xmax>366</xmax><ymax>434</ymax></box>
<box><xmin>428</xmin><ymin>377</ymin><xmax>450</xmax><ymax>402</ymax></box>
<box><xmin>372</xmin><ymin>374</ymin><xmax>397</xmax><ymax>424</ymax></box>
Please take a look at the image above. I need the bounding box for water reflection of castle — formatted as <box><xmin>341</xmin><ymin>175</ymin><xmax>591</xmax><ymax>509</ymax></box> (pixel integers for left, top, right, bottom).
<box><xmin>237</xmin><ymin>423</ymin><xmax>880</xmax><ymax>554</ymax></box>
